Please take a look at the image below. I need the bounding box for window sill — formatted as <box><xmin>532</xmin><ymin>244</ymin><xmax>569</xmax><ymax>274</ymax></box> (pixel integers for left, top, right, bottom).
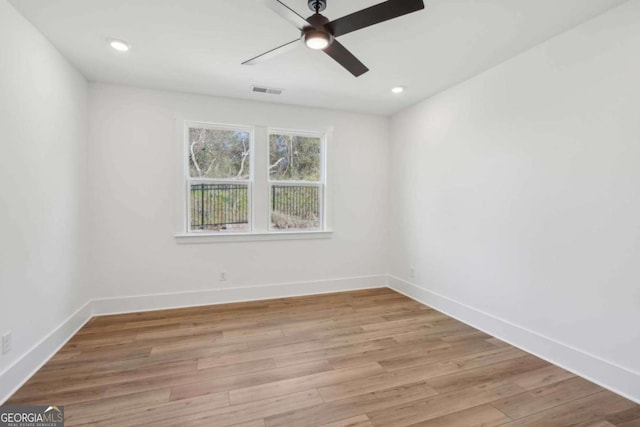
<box><xmin>175</xmin><ymin>230</ymin><xmax>333</xmax><ymax>244</ymax></box>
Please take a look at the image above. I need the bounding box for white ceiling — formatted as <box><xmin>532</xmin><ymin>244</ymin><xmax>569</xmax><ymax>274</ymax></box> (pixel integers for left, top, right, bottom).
<box><xmin>10</xmin><ymin>0</ymin><xmax>628</xmax><ymax>115</ymax></box>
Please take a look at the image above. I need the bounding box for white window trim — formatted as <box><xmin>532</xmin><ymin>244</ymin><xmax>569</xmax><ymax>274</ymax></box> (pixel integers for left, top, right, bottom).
<box><xmin>175</xmin><ymin>230</ymin><xmax>333</xmax><ymax>244</ymax></box>
<box><xmin>183</xmin><ymin>121</ymin><xmax>255</xmax><ymax>234</ymax></box>
<box><xmin>175</xmin><ymin>119</ymin><xmax>333</xmax><ymax>243</ymax></box>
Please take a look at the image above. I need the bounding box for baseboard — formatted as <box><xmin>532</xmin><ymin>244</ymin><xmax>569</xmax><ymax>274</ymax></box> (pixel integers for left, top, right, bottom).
<box><xmin>388</xmin><ymin>275</ymin><xmax>640</xmax><ymax>404</ymax></box>
<box><xmin>0</xmin><ymin>301</ymin><xmax>94</xmax><ymax>405</ymax></box>
<box><xmin>92</xmin><ymin>275</ymin><xmax>387</xmax><ymax>316</ymax></box>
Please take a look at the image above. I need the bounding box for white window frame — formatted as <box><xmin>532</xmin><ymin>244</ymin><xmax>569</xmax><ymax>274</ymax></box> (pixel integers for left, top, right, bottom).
<box><xmin>175</xmin><ymin>120</ymin><xmax>333</xmax><ymax>243</ymax></box>
<box><xmin>183</xmin><ymin>121</ymin><xmax>254</xmax><ymax>234</ymax></box>
<box><xmin>267</xmin><ymin>129</ymin><xmax>326</xmax><ymax>232</ymax></box>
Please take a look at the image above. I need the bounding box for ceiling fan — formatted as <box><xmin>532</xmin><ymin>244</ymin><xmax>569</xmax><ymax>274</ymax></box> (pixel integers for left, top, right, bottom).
<box><xmin>242</xmin><ymin>0</ymin><xmax>425</xmax><ymax>77</ymax></box>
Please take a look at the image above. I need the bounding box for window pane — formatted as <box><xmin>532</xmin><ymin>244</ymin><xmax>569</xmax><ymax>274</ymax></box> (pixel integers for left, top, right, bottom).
<box><xmin>269</xmin><ymin>134</ymin><xmax>321</xmax><ymax>181</ymax></box>
<box><xmin>271</xmin><ymin>185</ymin><xmax>320</xmax><ymax>230</ymax></box>
<box><xmin>189</xmin><ymin>127</ymin><xmax>251</xmax><ymax>179</ymax></box>
<box><xmin>190</xmin><ymin>183</ymin><xmax>249</xmax><ymax>232</ymax></box>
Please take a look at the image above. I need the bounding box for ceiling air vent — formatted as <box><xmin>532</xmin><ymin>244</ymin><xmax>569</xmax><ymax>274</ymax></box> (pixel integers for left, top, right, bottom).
<box><xmin>251</xmin><ymin>85</ymin><xmax>283</xmax><ymax>95</ymax></box>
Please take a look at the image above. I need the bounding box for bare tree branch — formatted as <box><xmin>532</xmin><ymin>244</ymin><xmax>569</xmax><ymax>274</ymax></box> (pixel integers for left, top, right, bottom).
<box><xmin>190</xmin><ymin>130</ymin><xmax>218</xmax><ymax>177</ymax></box>
<box><xmin>190</xmin><ymin>131</ymin><xmax>204</xmax><ymax>176</ymax></box>
<box><xmin>269</xmin><ymin>157</ymin><xmax>285</xmax><ymax>170</ymax></box>
<box><xmin>203</xmin><ymin>155</ymin><xmax>217</xmax><ymax>176</ymax></box>
<box><xmin>236</xmin><ymin>137</ymin><xmax>249</xmax><ymax>178</ymax></box>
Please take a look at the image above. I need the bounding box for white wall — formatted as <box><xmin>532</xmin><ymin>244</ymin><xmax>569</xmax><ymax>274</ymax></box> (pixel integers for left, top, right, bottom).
<box><xmin>87</xmin><ymin>84</ymin><xmax>389</xmax><ymax>300</ymax></box>
<box><xmin>0</xmin><ymin>0</ymin><xmax>89</xmax><ymax>395</ymax></box>
<box><xmin>389</xmin><ymin>0</ymin><xmax>640</xmax><ymax>399</ymax></box>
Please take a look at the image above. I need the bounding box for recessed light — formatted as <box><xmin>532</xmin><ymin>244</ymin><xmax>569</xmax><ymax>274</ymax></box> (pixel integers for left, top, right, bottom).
<box><xmin>109</xmin><ymin>39</ymin><xmax>130</xmax><ymax>52</ymax></box>
<box><xmin>391</xmin><ymin>86</ymin><xmax>405</xmax><ymax>94</ymax></box>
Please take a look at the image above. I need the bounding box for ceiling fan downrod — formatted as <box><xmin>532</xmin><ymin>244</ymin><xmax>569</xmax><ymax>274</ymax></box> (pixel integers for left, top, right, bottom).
<box><xmin>307</xmin><ymin>0</ymin><xmax>326</xmax><ymax>13</ymax></box>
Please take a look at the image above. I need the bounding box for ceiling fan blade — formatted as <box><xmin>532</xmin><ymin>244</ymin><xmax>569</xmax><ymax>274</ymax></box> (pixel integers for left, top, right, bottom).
<box><xmin>327</xmin><ymin>0</ymin><xmax>425</xmax><ymax>37</ymax></box>
<box><xmin>323</xmin><ymin>40</ymin><xmax>369</xmax><ymax>77</ymax></box>
<box><xmin>257</xmin><ymin>0</ymin><xmax>309</xmax><ymax>30</ymax></box>
<box><xmin>242</xmin><ymin>39</ymin><xmax>300</xmax><ymax>65</ymax></box>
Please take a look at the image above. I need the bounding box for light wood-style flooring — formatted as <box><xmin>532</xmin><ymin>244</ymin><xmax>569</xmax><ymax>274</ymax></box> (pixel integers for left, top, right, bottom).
<box><xmin>7</xmin><ymin>288</ymin><xmax>639</xmax><ymax>426</ymax></box>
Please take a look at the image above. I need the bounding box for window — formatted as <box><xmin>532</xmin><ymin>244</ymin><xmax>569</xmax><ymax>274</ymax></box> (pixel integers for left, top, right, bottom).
<box><xmin>186</xmin><ymin>123</ymin><xmax>252</xmax><ymax>233</ymax></box>
<box><xmin>181</xmin><ymin>121</ymin><xmax>328</xmax><ymax>239</ymax></box>
<box><xmin>269</xmin><ymin>132</ymin><xmax>324</xmax><ymax>231</ymax></box>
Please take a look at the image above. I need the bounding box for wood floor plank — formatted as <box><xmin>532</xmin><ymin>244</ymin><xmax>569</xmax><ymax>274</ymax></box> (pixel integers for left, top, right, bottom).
<box><xmin>508</xmin><ymin>364</ymin><xmax>576</xmax><ymax>390</ymax></box>
<box><xmin>486</xmin><ymin>337</ymin><xmax>510</xmax><ymax>347</ymax></box>
<box><xmin>319</xmin><ymin>346</ymin><xmax>527</xmax><ymax>403</ymax></box>
<box><xmin>229</xmin><ymin>420</ymin><xmax>266</xmax><ymax>427</ymax></box>
<box><xmin>381</xmin><ymin>309</ymin><xmax>442</xmax><ymax>322</ymax></box>
<box><xmin>154</xmin><ymin>389</ymin><xmax>323</xmax><ymax>427</ymax></box>
<box><xmin>8</xmin><ymin>386</ymin><xmax>106</xmax><ymax>406</ymax></box>
<box><xmin>265</xmin><ymin>382</ymin><xmax>439</xmax><ymax>427</ymax></box>
<box><xmin>68</xmin><ymin>392</ymin><xmax>229</xmax><ymax>426</ymax></box>
<box><xmin>149</xmin><ymin>340</ymin><xmax>247</xmax><ymax>357</ymax></box>
<box><xmin>14</xmin><ymin>360</ymin><xmax>197</xmax><ymax>401</ymax></box>
<box><xmin>392</xmin><ymin>320</ymin><xmax>478</xmax><ymax>344</ymax></box>
<box><xmin>199</xmin><ymin>357</ymin><xmax>276</xmax><ymax>377</ymax></box>
<box><xmin>498</xmin><ymin>390</ymin><xmax>637</xmax><ymax>426</ymax></box>
<box><xmin>317</xmin><ymin>365</ymin><xmax>439</xmax><ymax>402</ymax></box>
<box><xmin>586</xmin><ymin>422</ymin><xmax>617</xmax><ymax>427</ymax></box>
<box><xmin>360</xmin><ymin>312</ymin><xmax>450</xmax><ymax>331</ymax></box>
<box><xmin>605</xmin><ymin>406</ymin><xmax>640</xmax><ymax>425</ymax></box>
<box><xmin>279</xmin><ymin>314</ymin><xmax>385</xmax><ymax>336</ymax></box>
<box><xmin>366</xmin><ymin>380</ymin><xmax>526</xmax><ymax>427</ymax></box>
<box><xmin>169</xmin><ymin>359</ymin><xmax>333</xmax><ymax>401</ymax></box>
<box><xmin>376</xmin><ymin>339</ymin><xmax>508</xmax><ymax>372</ymax></box>
<box><xmin>491</xmin><ymin>376</ymin><xmax>604</xmax><ymax>420</ymax></box>
<box><xmin>229</xmin><ymin>362</ymin><xmax>385</xmax><ymax>405</ymax></box>
<box><xmin>272</xmin><ymin>338</ymin><xmax>396</xmax><ymax>368</ymax></box>
<box><xmin>5</xmin><ymin>289</ymin><xmax>637</xmax><ymax>426</ymax></box>
<box><xmin>424</xmin><ymin>355</ymin><xmax>548</xmax><ymax>393</ymax></box>
<box><xmin>440</xmin><ymin>330</ymin><xmax>493</xmax><ymax>342</ymax></box>
<box><xmin>196</xmin><ymin>324</ymin><xmax>428</xmax><ymax>370</ymax></box>
<box><xmin>318</xmin><ymin>415</ymin><xmax>374</xmax><ymax>427</ymax></box>
<box><xmin>325</xmin><ymin>336</ymin><xmax>445</xmax><ymax>370</ymax></box>
<box><xmin>404</xmin><ymin>403</ymin><xmax>510</xmax><ymax>427</ymax></box>
<box><xmin>63</xmin><ymin>388</ymin><xmax>171</xmax><ymax>423</ymax></box>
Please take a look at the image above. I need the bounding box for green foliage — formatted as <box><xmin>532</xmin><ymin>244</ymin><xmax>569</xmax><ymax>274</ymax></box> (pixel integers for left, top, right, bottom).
<box><xmin>269</xmin><ymin>134</ymin><xmax>321</xmax><ymax>181</ymax></box>
<box><xmin>189</xmin><ymin>128</ymin><xmax>251</xmax><ymax>179</ymax></box>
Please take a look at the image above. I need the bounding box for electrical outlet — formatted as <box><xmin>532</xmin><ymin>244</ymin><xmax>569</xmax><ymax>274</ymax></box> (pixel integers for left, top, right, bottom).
<box><xmin>219</xmin><ymin>271</ymin><xmax>227</xmax><ymax>282</ymax></box>
<box><xmin>2</xmin><ymin>331</ymin><xmax>11</xmax><ymax>355</ymax></box>
<box><xmin>410</xmin><ymin>266</ymin><xmax>416</xmax><ymax>279</ymax></box>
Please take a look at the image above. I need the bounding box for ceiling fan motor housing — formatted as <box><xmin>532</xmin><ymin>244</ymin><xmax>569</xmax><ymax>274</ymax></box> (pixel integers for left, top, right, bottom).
<box><xmin>308</xmin><ymin>0</ymin><xmax>326</xmax><ymax>13</ymax></box>
<box><xmin>305</xmin><ymin>13</ymin><xmax>330</xmax><ymax>30</ymax></box>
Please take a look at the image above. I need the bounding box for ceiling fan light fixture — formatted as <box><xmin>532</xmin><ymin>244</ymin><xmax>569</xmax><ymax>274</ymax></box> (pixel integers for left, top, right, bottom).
<box><xmin>303</xmin><ymin>29</ymin><xmax>332</xmax><ymax>50</ymax></box>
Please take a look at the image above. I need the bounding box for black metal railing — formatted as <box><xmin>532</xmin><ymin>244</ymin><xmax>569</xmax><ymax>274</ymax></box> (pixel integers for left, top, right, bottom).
<box><xmin>190</xmin><ymin>183</ymin><xmax>248</xmax><ymax>230</ymax></box>
<box><xmin>190</xmin><ymin>183</ymin><xmax>321</xmax><ymax>231</ymax></box>
<box><xmin>271</xmin><ymin>185</ymin><xmax>320</xmax><ymax>229</ymax></box>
